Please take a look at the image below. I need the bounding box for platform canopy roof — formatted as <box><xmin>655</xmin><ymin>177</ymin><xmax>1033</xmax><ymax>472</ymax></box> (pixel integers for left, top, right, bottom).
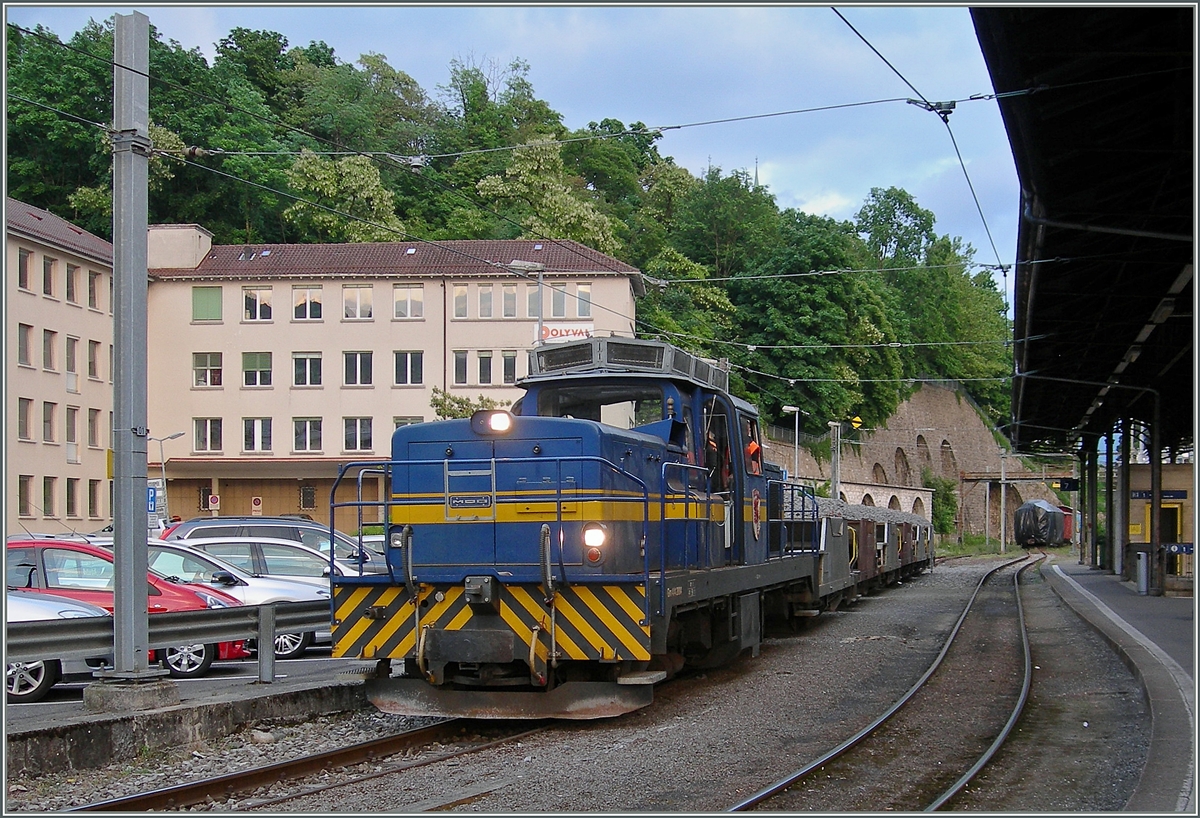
<box><xmin>971</xmin><ymin>7</ymin><xmax>1194</xmax><ymax>456</ymax></box>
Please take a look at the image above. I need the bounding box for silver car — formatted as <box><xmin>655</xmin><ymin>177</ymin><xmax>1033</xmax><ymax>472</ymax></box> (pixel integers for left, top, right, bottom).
<box><xmin>144</xmin><ymin>540</ymin><xmax>333</xmax><ymax>660</ymax></box>
<box><xmin>179</xmin><ymin>536</ymin><xmax>363</xmax><ymax>584</ymax></box>
<box><xmin>6</xmin><ymin>590</ymin><xmax>111</xmax><ymax>703</ymax></box>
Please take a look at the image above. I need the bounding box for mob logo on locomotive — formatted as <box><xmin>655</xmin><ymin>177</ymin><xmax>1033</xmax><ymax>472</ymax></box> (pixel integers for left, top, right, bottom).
<box><xmin>329</xmin><ymin>337</ymin><xmax>934</xmax><ymax>719</ymax></box>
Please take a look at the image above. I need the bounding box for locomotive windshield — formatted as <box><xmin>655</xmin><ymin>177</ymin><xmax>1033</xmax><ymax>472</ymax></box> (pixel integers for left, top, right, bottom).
<box><xmin>536</xmin><ymin>383</ymin><xmax>664</xmax><ymax>428</ymax></box>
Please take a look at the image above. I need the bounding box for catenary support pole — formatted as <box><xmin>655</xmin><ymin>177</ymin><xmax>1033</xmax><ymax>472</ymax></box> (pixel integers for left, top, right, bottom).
<box><xmin>1104</xmin><ymin>429</ymin><xmax>1114</xmax><ymax>572</ymax></box>
<box><xmin>107</xmin><ymin>11</ymin><xmax>157</xmax><ymax>680</ymax></box>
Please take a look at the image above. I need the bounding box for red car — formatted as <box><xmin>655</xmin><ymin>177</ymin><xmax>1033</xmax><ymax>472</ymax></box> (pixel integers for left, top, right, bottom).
<box><xmin>5</xmin><ymin>539</ymin><xmax>250</xmax><ymax>678</ymax></box>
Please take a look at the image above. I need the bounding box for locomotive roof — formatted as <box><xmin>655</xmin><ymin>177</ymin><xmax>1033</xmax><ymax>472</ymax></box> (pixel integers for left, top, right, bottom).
<box><xmin>523</xmin><ymin>337</ymin><xmax>732</xmax><ymax>395</ymax></box>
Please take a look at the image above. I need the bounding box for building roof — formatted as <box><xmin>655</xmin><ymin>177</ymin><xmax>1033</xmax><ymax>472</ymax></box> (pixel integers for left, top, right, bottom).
<box><xmin>972</xmin><ymin>7</ymin><xmax>1194</xmax><ymax>455</ymax></box>
<box><xmin>149</xmin><ymin>238</ymin><xmax>643</xmax><ymax>290</ymax></box>
<box><xmin>5</xmin><ymin>198</ymin><xmax>113</xmax><ymax>266</ymax></box>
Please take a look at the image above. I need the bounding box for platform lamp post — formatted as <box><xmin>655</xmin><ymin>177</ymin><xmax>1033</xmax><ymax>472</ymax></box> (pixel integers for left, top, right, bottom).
<box><xmin>781</xmin><ymin>405</ymin><xmax>806</xmax><ymax>482</ymax></box>
<box><xmin>149</xmin><ymin>431</ymin><xmax>184</xmax><ymax>524</ymax></box>
<box><xmin>509</xmin><ymin>260</ymin><xmax>546</xmax><ymax>345</ymax></box>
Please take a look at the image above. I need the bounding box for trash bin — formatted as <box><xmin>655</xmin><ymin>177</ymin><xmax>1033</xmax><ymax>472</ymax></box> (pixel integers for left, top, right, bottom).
<box><xmin>1137</xmin><ymin>550</ymin><xmax>1150</xmax><ymax>595</ymax></box>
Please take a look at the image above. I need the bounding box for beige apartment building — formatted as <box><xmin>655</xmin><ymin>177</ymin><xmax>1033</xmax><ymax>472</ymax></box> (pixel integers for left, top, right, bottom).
<box><xmin>7</xmin><ymin>198</ymin><xmax>116</xmax><ymax>536</ymax></box>
<box><xmin>145</xmin><ymin>225</ymin><xmax>644</xmax><ymax>530</ymax></box>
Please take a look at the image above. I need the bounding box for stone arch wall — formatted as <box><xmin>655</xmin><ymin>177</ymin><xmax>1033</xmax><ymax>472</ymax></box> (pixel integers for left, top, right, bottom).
<box><xmin>862</xmin><ymin>494</ymin><xmax>875</xmax><ymax>506</ymax></box>
<box><xmin>940</xmin><ymin>439</ymin><xmax>957</xmax><ymax>478</ymax></box>
<box><xmin>888</xmin><ymin>495</ymin><xmax>902</xmax><ymax>510</ymax></box>
<box><xmin>912</xmin><ymin>497</ymin><xmax>925</xmax><ymax>517</ymax></box>
<box><xmin>872</xmin><ymin>462</ymin><xmax>888</xmax><ymax>484</ymax></box>
<box><xmin>895</xmin><ymin>448</ymin><xmax>913</xmax><ymax>486</ymax></box>
<box><xmin>916</xmin><ymin>435</ymin><xmax>932</xmax><ymax>474</ymax></box>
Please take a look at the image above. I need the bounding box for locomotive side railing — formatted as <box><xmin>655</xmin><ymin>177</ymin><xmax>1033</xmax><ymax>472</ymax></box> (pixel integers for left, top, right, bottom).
<box><xmin>766</xmin><ymin>479</ymin><xmax>820</xmax><ymax>557</ymax></box>
<box><xmin>332</xmin><ymin>456</ymin><xmax>653</xmax><ymax>618</ymax></box>
<box><xmin>658</xmin><ymin>461</ymin><xmax>717</xmax><ymax>615</ymax></box>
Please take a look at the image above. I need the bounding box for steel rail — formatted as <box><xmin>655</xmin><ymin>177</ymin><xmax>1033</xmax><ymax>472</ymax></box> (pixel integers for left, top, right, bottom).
<box><xmin>70</xmin><ymin>719</ymin><xmax>551</xmax><ymax>812</ymax></box>
<box><xmin>727</xmin><ymin>554</ymin><xmax>1034</xmax><ymax>811</ymax></box>
<box><xmin>924</xmin><ymin>556</ymin><xmax>1041</xmax><ymax>810</ymax></box>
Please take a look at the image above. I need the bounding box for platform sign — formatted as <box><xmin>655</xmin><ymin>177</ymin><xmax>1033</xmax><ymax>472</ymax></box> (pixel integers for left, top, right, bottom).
<box><xmin>1130</xmin><ymin>490</ymin><xmax>1187</xmax><ymax>500</ymax></box>
<box><xmin>147</xmin><ymin>486</ymin><xmax>157</xmax><ymax>513</ymax></box>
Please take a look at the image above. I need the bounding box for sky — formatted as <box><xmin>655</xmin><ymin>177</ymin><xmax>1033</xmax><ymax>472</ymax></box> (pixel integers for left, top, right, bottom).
<box><xmin>4</xmin><ymin>3</ymin><xmax>1022</xmax><ymax>300</ymax></box>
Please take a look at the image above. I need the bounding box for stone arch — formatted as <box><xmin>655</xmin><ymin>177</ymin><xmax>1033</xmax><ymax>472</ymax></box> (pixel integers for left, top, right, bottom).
<box><xmin>838</xmin><ymin>491</ymin><xmax>848</xmax><ymax>503</ymax></box>
<box><xmin>862</xmin><ymin>493</ymin><xmax>875</xmax><ymax>507</ymax></box>
<box><xmin>912</xmin><ymin>497</ymin><xmax>926</xmax><ymax>517</ymax></box>
<box><xmin>895</xmin><ymin>448</ymin><xmax>913</xmax><ymax>486</ymax></box>
<box><xmin>916</xmin><ymin>435</ymin><xmax>932</xmax><ymax>472</ymax></box>
<box><xmin>940</xmin><ymin>440</ymin><xmax>957</xmax><ymax>478</ymax></box>
<box><xmin>888</xmin><ymin>495</ymin><xmax>902</xmax><ymax>510</ymax></box>
<box><xmin>872</xmin><ymin>463</ymin><xmax>888</xmax><ymax>485</ymax></box>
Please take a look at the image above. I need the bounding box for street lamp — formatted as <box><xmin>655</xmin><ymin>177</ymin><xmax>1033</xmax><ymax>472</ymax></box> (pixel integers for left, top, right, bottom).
<box><xmin>508</xmin><ymin>260</ymin><xmax>546</xmax><ymax>345</ymax></box>
<box><xmin>781</xmin><ymin>405</ymin><xmax>806</xmax><ymax>482</ymax></box>
<box><xmin>149</xmin><ymin>431</ymin><xmax>184</xmax><ymax>523</ymax></box>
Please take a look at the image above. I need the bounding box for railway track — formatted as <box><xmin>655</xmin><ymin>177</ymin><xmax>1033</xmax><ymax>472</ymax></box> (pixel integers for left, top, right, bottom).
<box><xmin>71</xmin><ymin>718</ymin><xmax>552</xmax><ymax>812</ymax></box>
<box><xmin>729</xmin><ymin>554</ymin><xmax>1040</xmax><ymax>812</ymax></box>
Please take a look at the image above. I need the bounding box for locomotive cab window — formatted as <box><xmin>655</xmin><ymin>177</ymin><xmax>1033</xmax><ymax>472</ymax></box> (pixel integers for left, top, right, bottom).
<box><xmin>702</xmin><ymin>398</ymin><xmax>733</xmax><ymax>494</ymax></box>
<box><xmin>740</xmin><ymin>413</ymin><xmax>763</xmax><ymax>475</ymax></box>
<box><xmin>536</xmin><ymin>383</ymin><xmax>663</xmax><ymax>429</ymax></box>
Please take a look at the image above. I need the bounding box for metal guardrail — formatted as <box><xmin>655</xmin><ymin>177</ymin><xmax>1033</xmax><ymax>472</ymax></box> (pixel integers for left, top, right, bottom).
<box><xmin>5</xmin><ymin>600</ymin><xmax>332</xmax><ymax>683</ymax></box>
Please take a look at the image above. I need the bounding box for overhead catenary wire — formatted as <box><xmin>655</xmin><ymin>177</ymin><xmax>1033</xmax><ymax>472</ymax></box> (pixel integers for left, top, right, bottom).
<box><xmin>10</xmin><ymin>20</ymin><xmax>1018</xmax><ymax>401</ymax></box>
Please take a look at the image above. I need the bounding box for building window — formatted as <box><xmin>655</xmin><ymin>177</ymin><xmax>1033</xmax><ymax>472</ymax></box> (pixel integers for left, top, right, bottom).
<box><xmin>18</xmin><ymin>398</ymin><xmax>33</xmax><ymax>440</ymax></box>
<box><xmin>65</xmin><ymin>406</ymin><xmax>78</xmax><ymax>445</ymax></box>
<box><xmin>66</xmin><ymin>478</ymin><xmax>80</xmax><ymax>518</ymax></box>
<box><xmin>65</xmin><ymin>336</ymin><xmax>78</xmax><ymax>375</ymax></box>
<box><xmin>243</xmin><ymin>287</ymin><xmax>273</xmax><ymax>321</ymax></box>
<box><xmin>43</xmin><ymin>476</ymin><xmax>57</xmax><ymax>517</ymax></box>
<box><xmin>18</xmin><ymin>249</ymin><xmax>32</xmax><ymax>290</ymax></box>
<box><xmin>453</xmin><ymin>284</ymin><xmax>468</xmax><ymax>318</ymax></box>
<box><xmin>526</xmin><ymin>283</ymin><xmax>540</xmax><ymax>318</ymax></box>
<box><xmin>293</xmin><ymin>352</ymin><xmax>322</xmax><ymax>386</ymax></box>
<box><xmin>503</xmin><ymin>284</ymin><xmax>517</xmax><ymax>318</ymax></box>
<box><xmin>293</xmin><ymin>418</ymin><xmax>322</xmax><ymax>452</ymax></box>
<box><xmin>43</xmin><ymin>256</ymin><xmax>57</xmax><ymax>297</ymax></box>
<box><xmin>87</xmin><ymin>340</ymin><xmax>101</xmax><ymax>379</ymax></box>
<box><xmin>242</xmin><ymin>352</ymin><xmax>272</xmax><ymax>387</ymax></box>
<box><xmin>344</xmin><ymin>417</ymin><xmax>373</xmax><ymax>451</ymax></box>
<box><xmin>88</xmin><ymin>270</ymin><xmax>101</xmax><ymax>309</ymax></box>
<box><xmin>344</xmin><ymin>351</ymin><xmax>373</xmax><ymax>386</ymax></box>
<box><xmin>192</xmin><ymin>285</ymin><xmax>223</xmax><ymax>321</ymax></box>
<box><xmin>18</xmin><ymin>324</ymin><xmax>33</xmax><ymax>365</ymax></box>
<box><xmin>109</xmin><ymin>275</ymin><xmax>113</xmax><ymax>314</ymax></box>
<box><xmin>503</xmin><ymin>350</ymin><xmax>518</xmax><ymax>384</ymax></box>
<box><xmin>42</xmin><ymin>402</ymin><xmax>56</xmax><ymax>442</ymax></box>
<box><xmin>108</xmin><ymin>411</ymin><xmax>113</xmax><ymax>447</ymax></box>
<box><xmin>18</xmin><ymin>476</ymin><xmax>34</xmax><ymax>517</ymax></box>
<box><xmin>243</xmin><ymin>417</ymin><xmax>272</xmax><ymax>452</ymax></box>
<box><xmin>394</xmin><ymin>351</ymin><xmax>423</xmax><ymax>385</ymax></box>
<box><xmin>293</xmin><ymin>286</ymin><xmax>322</xmax><ymax>320</ymax></box>
<box><xmin>299</xmin><ymin>485</ymin><xmax>317</xmax><ymax>510</ymax></box>
<box><xmin>577</xmin><ymin>283</ymin><xmax>592</xmax><ymax>317</ymax></box>
<box><xmin>194</xmin><ymin>418</ymin><xmax>223</xmax><ymax>452</ymax></box>
<box><xmin>343</xmin><ymin>285</ymin><xmax>373</xmax><ymax>319</ymax></box>
<box><xmin>43</xmin><ymin>330</ymin><xmax>57</xmax><ymax>371</ymax></box>
<box><xmin>551</xmin><ymin>283</ymin><xmax>567</xmax><ymax>318</ymax></box>
<box><xmin>393</xmin><ymin>284</ymin><xmax>423</xmax><ymax>319</ymax></box>
<box><xmin>394</xmin><ymin>416</ymin><xmax>422</xmax><ymax>428</ymax></box>
<box><xmin>193</xmin><ymin>352</ymin><xmax>223</xmax><ymax>387</ymax></box>
<box><xmin>453</xmin><ymin>351</ymin><xmax>468</xmax><ymax>385</ymax></box>
<box><xmin>478</xmin><ymin>350</ymin><xmax>493</xmax><ymax>385</ymax></box>
<box><xmin>198</xmin><ymin>485</ymin><xmax>213</xmax><ymax>512</ymax></box>
<box><xmin>108</xmin><ymin>345</ymin><xmax>114</xmax><ymax>383</ymax></box>
<box><xmin>479</xmin><ymin>284</ymin><xmax>493</xmax><ymax>318</ymax></box>
<box><xmin>66</xmin><ymin>265</ymin><xmax>79</xmax><ymax>304</ymax></box>
<box><xmin>88</xmin><ymin>479</ymin><xmax>102</xmax><ymax>518</ymax></box>
<box><xmin>88</xmin><ymin>408</ymin><xmax>101</xmax><ymax>447</ymax></box>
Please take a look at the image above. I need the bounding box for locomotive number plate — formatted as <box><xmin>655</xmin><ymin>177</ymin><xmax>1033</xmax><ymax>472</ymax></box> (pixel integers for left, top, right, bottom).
<box><xmin>449</xmin><ymin>494</ymin><xmax>493</xmax><ymax>508</ymax></box>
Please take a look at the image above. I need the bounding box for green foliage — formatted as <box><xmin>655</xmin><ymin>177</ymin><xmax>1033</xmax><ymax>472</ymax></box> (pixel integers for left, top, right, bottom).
<box><xmin>429</xmin><ymin>386</ymin><xmax>511</xmax><ymax>420</ymax></box>
<box><xmin>6</xmin><ymin>21</ymin><xmax>1013</xmax><ymax>436</ymax></box>
<box><xmin>922</xmin><ymin>468</ymin><xmax>959</xmax><ymax>535</ymax></box>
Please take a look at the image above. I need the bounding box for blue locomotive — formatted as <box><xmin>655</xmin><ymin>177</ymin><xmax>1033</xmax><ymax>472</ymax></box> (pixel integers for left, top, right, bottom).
<box><xmin>330</xmin><ymin>337</ymin><xmax>934</xmax><ymax>718</ymax></box>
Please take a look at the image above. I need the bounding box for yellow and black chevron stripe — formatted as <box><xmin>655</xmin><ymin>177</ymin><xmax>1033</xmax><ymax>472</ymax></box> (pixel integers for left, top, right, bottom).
<box><xmin>332</xmin><ymin>582</ymin><xmax>651</xmax><ymax>663</ymax></box>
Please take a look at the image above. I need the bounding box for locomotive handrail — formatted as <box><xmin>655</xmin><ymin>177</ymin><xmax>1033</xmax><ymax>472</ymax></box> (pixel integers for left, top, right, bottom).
<box><xmin>765</xmin><ymin>479</ymin><xmax>820</xmax><ymax>556</ymax></box>
<box><xmin>331</xmin><ymin>455</ymin><xmax>651</xmax><ymax>590</ymax></box>
<box><xmin>659</xmin><ymin>461</ymin><xmax>716</xmax><ymax>616</ymax></box>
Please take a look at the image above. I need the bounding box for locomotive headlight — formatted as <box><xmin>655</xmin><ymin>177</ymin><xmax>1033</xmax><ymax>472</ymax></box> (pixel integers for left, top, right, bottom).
<box><xmin>471</xmin><ymin>409</ymin><xmax>515</xmax><ymax>435</ymax></box>
<box><xmin>583</xmin><ymin>523</ymin><xmax>607</xmax><ymax>565</ymax></box>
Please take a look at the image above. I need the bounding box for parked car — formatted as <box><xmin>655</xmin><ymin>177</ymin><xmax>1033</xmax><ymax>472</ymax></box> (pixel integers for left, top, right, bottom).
<box><xmin>5</xmin><ymin>590</ymin><xmax>112</xmax><ymax>703</ymax></box>
<box><xmin>143</xmin><ymin>540</ymin><xmax>332</xmax><ymax>660</ymax></box>
<box><xmin>178</xmin><ymin>537</ymin><xmax>362</xmax><ymax>584</ymax></box>
<box><xmin>162</xmin><ymin>516</ymin><xmax>386</xmax><ymax>571</ymax></box>
<box><xmin>5</xmin><ymin>539</ymin><xmax>250</xmax><ymax>678</ymax></box>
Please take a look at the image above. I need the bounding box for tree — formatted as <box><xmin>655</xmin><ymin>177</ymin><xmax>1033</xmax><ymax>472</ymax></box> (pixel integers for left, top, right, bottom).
<box><xmin>476</xmin><ymin>139</ymin><xmax>621</xmax><ymax>254</ymax></box>
<box><xmin>429</xmin><ymin>386</ymin><xmax>510</xmax><ymax>420</ymax></box>
<box><xmin>673</xmin><ymin>166</ymin><xmax>780</xmax><ymax>278</ymax></box>
<box><xmin>855</xmin><ymin>186</ymin><xmax>936</xmax><ymax>269</ymax></box>
<box><xmin>923</xmin><ymin>468</ymin><xmax>959</xmax><ymax>535</ymax></box>
<box><xmin>636</xmin><ymin>247</ymin><xmax>736</xmax><ymax>348</ymax></box>
<box><xmin>283</xmin><ymin>149</ymin><xmax>405</xmax><ymax>242</ymax></box>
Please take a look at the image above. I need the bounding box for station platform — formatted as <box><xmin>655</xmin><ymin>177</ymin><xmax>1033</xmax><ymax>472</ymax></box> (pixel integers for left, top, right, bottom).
<box><xmin>1041</xmin><ymin>555</ymin><xmax>1195</xmax><ymax>813</ymax></box>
